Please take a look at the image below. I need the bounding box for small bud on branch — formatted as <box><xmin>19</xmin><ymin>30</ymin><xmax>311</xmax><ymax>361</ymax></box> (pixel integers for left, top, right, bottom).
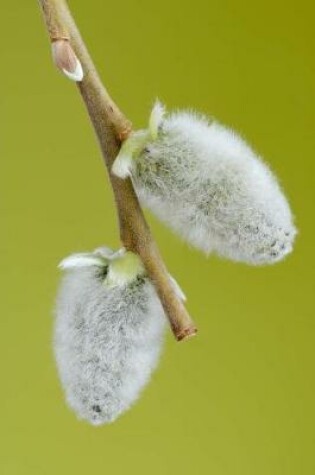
<box><xmin>52</xmin><ymin>39</ymin><xmax>84</xmax><ymax>82</ymax></box>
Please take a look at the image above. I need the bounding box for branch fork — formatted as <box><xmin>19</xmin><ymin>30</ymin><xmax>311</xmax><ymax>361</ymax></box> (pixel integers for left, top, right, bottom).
<box><xmin>38</xmin><ymin>0</ymin><xmax>197</xmax><ymax>341</ymax></box>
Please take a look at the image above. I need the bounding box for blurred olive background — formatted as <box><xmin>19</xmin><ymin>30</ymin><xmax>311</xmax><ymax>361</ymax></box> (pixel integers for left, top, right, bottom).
<box><xmin>0</xmin><ymin>1</ymin><xmax>314</xmax><ymax>474</ymax></box>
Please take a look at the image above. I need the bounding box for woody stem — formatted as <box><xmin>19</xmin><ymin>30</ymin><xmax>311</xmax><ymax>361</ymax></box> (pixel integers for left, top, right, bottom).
<box><xmin>38</xmin><ymin>0</ymin><xmax>197</xmax><ymax>341</ymax></box>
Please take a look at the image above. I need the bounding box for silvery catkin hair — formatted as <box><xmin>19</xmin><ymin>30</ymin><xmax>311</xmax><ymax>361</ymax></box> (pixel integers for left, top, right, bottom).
<box><xmin>54</xmin><ymin>247</ymin><xmax>171</xmax><ymax>426</ymax></box>
<box><xmin>112</xmin><ymin>103</ymin><xmax>296</xmax><ymax>265</ymax></box>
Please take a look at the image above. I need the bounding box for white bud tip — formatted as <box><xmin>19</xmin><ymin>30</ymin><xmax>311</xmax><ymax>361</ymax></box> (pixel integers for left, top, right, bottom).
<box><xmin>93</xmin><ymin>247</ymin><xmax>115</xmax><ymax>259</ymax></box>
<box><xmin>58</xmin><ymin>253</ymin><xmax>106</xmax><ymax>270</ymax></box>
<box><xmin>112</xmin><ymin>154</ymin><xmax>134</xmax><ymax>179</ymax></box>
<box><xmin>149</xmin><ymin>100</ymin><xmax>165</xmax><ymax>139</ymax></box>
<box><xmin>62</xmin><ymin>59</ymin><xmax>84</xmax><ymax>82</ymax></box>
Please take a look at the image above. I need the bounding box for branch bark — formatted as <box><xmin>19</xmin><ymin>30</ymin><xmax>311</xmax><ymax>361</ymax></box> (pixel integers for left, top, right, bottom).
<box><xmin>38</xmin><ymin>0</ymin><xmax>197</xmax><ymax>341</ymax></box>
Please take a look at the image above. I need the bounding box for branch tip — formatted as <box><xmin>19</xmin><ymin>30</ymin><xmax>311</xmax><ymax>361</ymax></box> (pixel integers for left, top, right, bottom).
<box><xmin>176</xmin><ymin>326</ymin><xmax>198</xmax><ymax>342</ymax></box>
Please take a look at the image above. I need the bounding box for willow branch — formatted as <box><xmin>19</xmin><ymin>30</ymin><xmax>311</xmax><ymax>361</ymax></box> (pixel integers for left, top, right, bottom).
<box><xmin>38</xmin><ymin>0</ymin><xmax>197</xmax><ymax>341</ymax></box>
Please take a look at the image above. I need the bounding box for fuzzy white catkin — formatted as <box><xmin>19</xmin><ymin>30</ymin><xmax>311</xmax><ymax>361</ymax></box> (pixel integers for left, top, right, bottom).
<box><xmin>113</xmin><ymin>104</ymin><xmax>297</xmax><ymax>265</ymax></box>
<box><xmin>54</xmin><ymin>248</ymin><xmax>166</xmax><ymax>426</ymax></box>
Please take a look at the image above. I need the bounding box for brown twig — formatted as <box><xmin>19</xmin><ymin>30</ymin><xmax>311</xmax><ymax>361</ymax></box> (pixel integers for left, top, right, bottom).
<box><xmin>38</xmin><ymin>0</ymin><xmax>197</xmax><ymax>341</ymax></box>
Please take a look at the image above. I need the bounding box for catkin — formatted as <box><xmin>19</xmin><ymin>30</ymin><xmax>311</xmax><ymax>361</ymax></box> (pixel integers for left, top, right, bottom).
<box><xmin>54</xmin><ymin>248</ymin><xmax>166</xmax><ymax>425</ymax></box>
<box><xmin>113</xmin><ymin>104</ymin><xmax>296</xmax><ymax>265</ymax></box>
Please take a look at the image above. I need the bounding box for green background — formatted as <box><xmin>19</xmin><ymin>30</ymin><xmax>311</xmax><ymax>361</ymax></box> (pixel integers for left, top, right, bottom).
<box><xmin>1</xmin><ymin>1</ymin><xmax>314</xmax><ymax>474</ymax></box>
